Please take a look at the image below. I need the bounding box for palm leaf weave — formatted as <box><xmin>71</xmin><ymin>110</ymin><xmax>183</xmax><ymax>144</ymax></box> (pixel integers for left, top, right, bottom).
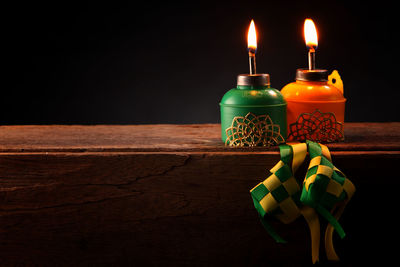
<box><xmin>250</xmin><ymin>140</ymin><xmax>355</xmax><ymax>263</ymax></box>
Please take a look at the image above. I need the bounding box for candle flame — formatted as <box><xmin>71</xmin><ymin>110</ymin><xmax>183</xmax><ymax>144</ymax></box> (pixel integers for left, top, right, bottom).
<box><xmin>247</xmin><ymin>19</ymin><xmax>257</xmax><ymax>52</ymax></box>
<box><xmin>304</xmin><ymin>19</ymin><xmax>318</xmax><ymax>49</ymax></box>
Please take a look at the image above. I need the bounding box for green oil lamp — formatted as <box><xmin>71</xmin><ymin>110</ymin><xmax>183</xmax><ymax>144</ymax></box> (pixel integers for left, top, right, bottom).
<box><xmin>220</xmin><ymin>20</ymin><xmax>287</xmax><ymax>147</ymax></box>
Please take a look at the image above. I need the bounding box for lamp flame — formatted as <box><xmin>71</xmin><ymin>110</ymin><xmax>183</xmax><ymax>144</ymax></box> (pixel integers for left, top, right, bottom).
<box><xmin>304</xmin><ymin>19</ymin><xmax>318</xmax><ymax>49</ymax></box>
<box><xmin>247</xmin><ymin>19</ymin><xmax>257</xmax><ymax>52</ymax></box>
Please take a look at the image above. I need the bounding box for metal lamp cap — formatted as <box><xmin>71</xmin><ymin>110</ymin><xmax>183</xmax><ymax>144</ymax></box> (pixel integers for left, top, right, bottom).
<box><xmin>296</xmin><ymin>68</ymin><xmax>328</xmax><ymax>82</ymax></box>
<box><xmin>237</xmin><ymin>74</ymin><xmax>270</xmax><ymax>86</ymax></box>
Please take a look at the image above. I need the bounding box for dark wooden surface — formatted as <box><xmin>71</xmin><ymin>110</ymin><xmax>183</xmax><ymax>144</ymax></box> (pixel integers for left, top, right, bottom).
<box><xmin>0</xmin><ymin>123</ymin><xmax>399</xmax><ymax>266</ymax></box>
<box><xmin>0</xmin><ymin>122</ymin><xmax>399</xmax><ymax>152</ymax></box>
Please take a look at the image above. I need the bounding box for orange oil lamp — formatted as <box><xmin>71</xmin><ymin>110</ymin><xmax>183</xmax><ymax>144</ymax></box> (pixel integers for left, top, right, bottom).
<box><xmin>281</xmin><ymin>19</ymin><xmax>346</xmax><ymax>143</ymax></box>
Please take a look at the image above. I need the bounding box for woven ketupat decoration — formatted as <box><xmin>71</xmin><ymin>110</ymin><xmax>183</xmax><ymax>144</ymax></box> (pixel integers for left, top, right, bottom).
<box><xmin>250</xmin><ymin>142</ymin><xmax>321</xmax><ymax>263</ymax></box>
<box><xmin>250</xmin><ymin>141</ymin><xmax>355</xmax><ymax>264</ymax></box>
<box><xmin>250</xmin><ymin>143</ymin><xmax>307</xmax><ymax>243</ymax></box>
<box><xmin>301</xmin><ymin>140</ymin><xmax>356</xmax><ymax>260</ymax></box>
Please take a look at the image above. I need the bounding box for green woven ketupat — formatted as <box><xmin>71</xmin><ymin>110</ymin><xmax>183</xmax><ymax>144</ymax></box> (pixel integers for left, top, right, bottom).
<box><xmin>250</xmin><ymin>140</ymin><xmax>356</xmax><ymax>263</ymax></box>
<box><xmin>301</xmin><ymin>140</ymin><xmax>356</xmax><ymax>239</ymax></box>
<box><xmin>250</xmin><ymin>143</ymin><xmax>307</xmax><ymax>243</ymax></box>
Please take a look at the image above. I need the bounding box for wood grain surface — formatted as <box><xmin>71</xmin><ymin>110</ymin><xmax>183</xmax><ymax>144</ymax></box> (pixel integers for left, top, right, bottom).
<box><xmin>0</xmin><ymin>123</ymin><xmax>399</xmax><ymax>266</ymax></box>
<box><xmin>0</xmin><ymin>122</ymin><xmax>399</xmax><ymax>152</ymax></box>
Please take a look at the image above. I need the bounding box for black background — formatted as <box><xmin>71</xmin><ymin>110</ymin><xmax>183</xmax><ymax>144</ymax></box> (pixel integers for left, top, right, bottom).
<box><xmin>4</xmin><ymin>0</ymin><xmax>399</xmax><ymax>124</ymax></box>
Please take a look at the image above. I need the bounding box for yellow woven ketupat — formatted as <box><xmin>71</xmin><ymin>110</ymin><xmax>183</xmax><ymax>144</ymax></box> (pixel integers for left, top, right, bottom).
<box><xmin>250</xmin><ymin>141</ymin><xmax>355</xmax><ymax>264</ymax></box>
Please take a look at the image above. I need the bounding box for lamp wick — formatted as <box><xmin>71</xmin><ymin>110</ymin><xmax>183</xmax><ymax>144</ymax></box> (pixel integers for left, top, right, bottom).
<box><xmin>308</xmin><ymin>47</ymin><xmax>316</xmax><ymax>70</ymax></box>
<box><xmin>249</xmin><ymin>49</ymin><xmax>256</xmax><ymax>75</ymax></box>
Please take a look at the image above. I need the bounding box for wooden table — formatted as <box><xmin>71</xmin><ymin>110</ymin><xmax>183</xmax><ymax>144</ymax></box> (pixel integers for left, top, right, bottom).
<box><xmin>0</xmin><ymin>123</ymin><xmax>399</xmax><ymax>266</ymax></box>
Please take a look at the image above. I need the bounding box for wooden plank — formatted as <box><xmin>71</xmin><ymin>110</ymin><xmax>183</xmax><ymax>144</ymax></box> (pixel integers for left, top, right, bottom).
<box><xmin>0</xmin><ymin>123</ymin><xmax>399</xmax><ymax>265</ymax></box>
<box><xmin>0</xmin><ymin>122</ymin><xmax>399</xmax><ymax>152</ymax></box>
<box><xmin>0</xmin><ymin>151</ymin><xmax>399</xmax><ymax>265</ymax></box>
